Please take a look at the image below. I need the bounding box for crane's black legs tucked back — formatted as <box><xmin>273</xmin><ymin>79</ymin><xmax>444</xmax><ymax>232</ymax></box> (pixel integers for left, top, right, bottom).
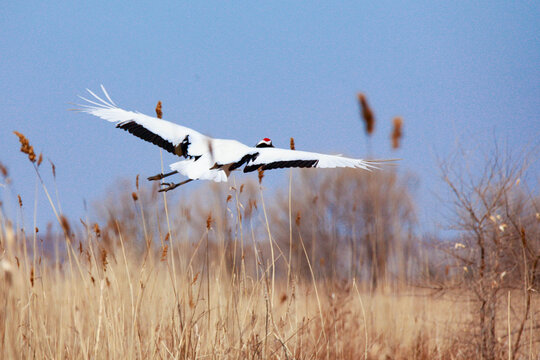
<box><xmin>158</xmin><ymin>179</ymin><xmax>193</xmax><ymax>192</ymax></box>
<box><xmin>147</xmin><ymin>170</ymin><xmax>178</xmax><ymax>181</ymax></box>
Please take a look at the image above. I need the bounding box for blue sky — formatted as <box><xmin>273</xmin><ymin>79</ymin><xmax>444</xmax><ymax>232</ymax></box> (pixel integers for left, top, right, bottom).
<box><xmin>1</xmin><ymin>2</ymin><xmax>539</xmax><ymax>232</ymax></box>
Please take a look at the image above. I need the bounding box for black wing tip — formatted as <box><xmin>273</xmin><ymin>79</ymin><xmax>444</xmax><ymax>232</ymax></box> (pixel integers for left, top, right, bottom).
<box><xmin>243</xmin><ymin>159</ymin><xmax>318</xmax><ymax>173</ymax></box>
<box><xmin>117</xmin><ymin>121</ymin><xmax>176</xmax><ymax>155</ymax></box>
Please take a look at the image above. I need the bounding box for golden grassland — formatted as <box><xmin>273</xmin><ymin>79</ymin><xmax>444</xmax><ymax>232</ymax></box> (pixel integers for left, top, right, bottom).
<box><xmin>1</xmin><ymin>191</ymin><xmax>538</xmax><ymax>359</ymax></box>
<box><xmin>3</xmin><ymin>121</ymin><xmax>539</xmax><ymax>359</ymax></box>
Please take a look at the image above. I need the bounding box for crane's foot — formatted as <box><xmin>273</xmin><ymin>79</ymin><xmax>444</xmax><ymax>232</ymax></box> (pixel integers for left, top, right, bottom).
<box><xmin>158</xmin><ymin>179</ymin><xmax>194</xmax><ymax>192</ymax></box>
<box><xmin>148</xmin><ymin>170</ymin><xmax>178</xmax><ymax>181</ymax></box>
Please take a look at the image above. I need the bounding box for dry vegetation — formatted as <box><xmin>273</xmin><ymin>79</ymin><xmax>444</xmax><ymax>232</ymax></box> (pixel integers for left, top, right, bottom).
<box><xmin>1</xmin><ymin>109</ymin><xmax>539</xmax><ymax>359</ymax></box>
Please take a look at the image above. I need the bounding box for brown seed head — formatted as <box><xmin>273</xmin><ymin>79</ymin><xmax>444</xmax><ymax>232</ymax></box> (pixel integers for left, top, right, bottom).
<box><xmin>161</xmin><ymin>245</ymin><xmax>168</xmax><ymax>262</ymax></box>
<box><xmin>280</xmin><ymin>293</ymin><xmax>288</xmax><ymax>304</ymax></box>
<box><xmin>93</xmin><ymin>223</ymin><xmax>101</xmax><ymax>237</ymax></box>
<box><xmin>60</xmin><ymin>215</ymin><xmax>71</xmax><ymax>236</ymax></box>
<box><xmin>290</xmin><ymin>137</ymin><xmax>295</xmax><ymax>150</ymax></box>
<box><xmin>100</xmin><ymin>248</ymin><xmax>108</xmax><ymax>271</ymax></box>
<box><xmin>357</xmin><ymin>93</ymin><xmax>375</xmax><ymax>135</ymax></box>
<box><xmin>206</xmin><ymin>213</ymin><xmax>212</xmax><ymax>230</ymax></box>
<box><xmin>13</xmin><ymin>131</ymin><xmax>37</xmax><ymax>163</ymax></box>
<box><xmin>37</xmin><ymin>153</ymin><xmax>43</xmax><ymax>166</ymax></box>
<box><xmin>0</xmin><ymin>162</ymin><xmax>8</xmax><ymax>178</ymax></box>
<box><xmin>49</xmin><ymin>160</ymin><xmax>56</xmax><ymax>178</ymax></box>
<box><xmin>226</xmin><ymin>194</ymin><xmax>232</xmax><ymax>203</ymax></box>
<box><xmin>155</xmin><ymin>101</ymin><xmax>163</xmax><ymax>119</ymax></box>
<box><xmin>240</xmin><ymin>184</ymin><xmax>244</xmax><ymax>193</ymax></box>
<box><xmin>136</xmin><ymin>174</ymin><xmax>139</xmax><ymax>190</ymax></box>
<box><xmin>295</xmin><ymin>211</ymin><xmax>301</xmax><ymax>226</ymax></box>
<box><xmin>391</xmin><ymin>117</ymin><xmax>403</xmax><ymax>149</ymax></box>
<box><xmin>17</xmin><ymin>195</ymin><xmax>22</xmax><ymax>207</ymax></box>
<box><xmin>30</xmin><ymin>266</ymin><xmax>34</xmax><ymax>287</ymax></box>
<box><xmin>131</xmin><ymin>192</ymin><xmax>138</xmax><ymax>201</ymax></box>
<box><xmin>258</xmin><ymin>167</ymin><xmax>264</xmax><ymax>184</ymax></box>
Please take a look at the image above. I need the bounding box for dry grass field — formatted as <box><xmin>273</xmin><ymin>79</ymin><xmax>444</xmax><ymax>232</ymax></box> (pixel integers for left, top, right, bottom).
<box><xmin>1</xmin><ymin>130</ymin><xmax>539</xmax><ymax>359</ymax></box>
<box><xmin>0</xmin><ymin>209</ymin><xmax>538</xmax><ymax>359</ymax></box>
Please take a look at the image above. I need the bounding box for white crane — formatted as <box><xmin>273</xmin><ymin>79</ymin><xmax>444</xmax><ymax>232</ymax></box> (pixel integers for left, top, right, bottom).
<box><xmin>77</xmin><ymin>86</ymin><xmax>388</xmax><ymax>192</ymax></box>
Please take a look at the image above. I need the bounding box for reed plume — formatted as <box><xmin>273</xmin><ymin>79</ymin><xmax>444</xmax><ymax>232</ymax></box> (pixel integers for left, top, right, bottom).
<box><xmin>357</xmin><ymin>93</ymin><xmax>375</xmax><ymax>135</ymax></box>
<box><xmin>13</xmin><ymin>131</ymin><xmax>36</xmax><ymax>163</ymax></box>
<box><xmin>0</xmin><ymin>162</ymin><xmax>8</xmax><ymax>178</ymax></box>
<box><xmin>391</xmin><ymin>117</ymin><xmax>403</xmax><ymax>149</ymax></box>
<box><xmin>258</xmin><ymin>167</ymin><xmax>264</xmax><ymax>184</ymax></box>
<box><xmin>155</xmin><ymin>100</ymin><xmax>163</xmax><ymax>119</ymax></box>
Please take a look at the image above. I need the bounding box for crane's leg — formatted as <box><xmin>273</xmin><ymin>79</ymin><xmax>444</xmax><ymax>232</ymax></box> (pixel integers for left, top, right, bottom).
<box><xmin>148</xmin><ymin>170</ymin><xmax>178</xmax><ymax>181</ymax></box>
<box><xmin>158</xmin><ymin>179</ymin><xmax>194</xmax><ymax>192</ymax></box>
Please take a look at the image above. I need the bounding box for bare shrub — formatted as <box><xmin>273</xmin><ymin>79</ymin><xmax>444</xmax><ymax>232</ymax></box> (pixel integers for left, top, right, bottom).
<box><xmin>436</xmin><ymin>147</ymin><xmax>540</xmax><ymax>359</ymax></box>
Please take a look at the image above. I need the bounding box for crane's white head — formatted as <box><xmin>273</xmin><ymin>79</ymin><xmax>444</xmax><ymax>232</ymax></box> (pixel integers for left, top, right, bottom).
<box><xmin>256</xmin><ymin>138</ymin><xmax>274</xmax><ymax>148</ymax></box>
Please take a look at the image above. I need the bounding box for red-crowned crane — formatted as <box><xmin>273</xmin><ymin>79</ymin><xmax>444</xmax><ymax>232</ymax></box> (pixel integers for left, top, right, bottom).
<box><xmin>77</xmin><ymin>86</ymin><xmax>390</xmax><ymax>192</ymax></box>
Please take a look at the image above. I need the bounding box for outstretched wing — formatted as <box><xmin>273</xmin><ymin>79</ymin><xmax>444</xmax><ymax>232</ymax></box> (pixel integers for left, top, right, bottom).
<box><xmin>243</xmin><ymin>147</ymin><xmax>383</xmax><ymax>173</ymax></box>
<box><xmin>77</xmin><ymin>86</ymin><xmax>209</xmax><ymax>157</ymax></box>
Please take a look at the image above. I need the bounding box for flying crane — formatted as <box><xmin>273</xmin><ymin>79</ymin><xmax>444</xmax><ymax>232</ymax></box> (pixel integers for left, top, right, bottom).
<box><xmin>77</xmin><ymin>86</ymin><xmax>388</xmax><ymax>192</ymax></box>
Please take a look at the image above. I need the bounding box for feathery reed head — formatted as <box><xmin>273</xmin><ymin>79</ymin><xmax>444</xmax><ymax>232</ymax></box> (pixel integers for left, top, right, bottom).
<box><xmin>391</xmin><ymin>117</ymin><xmax>403</xmax><ymax>149</ymax></box>
<box><xmin>160</xmin><ymin>245</ymin><xmax>168</xmax><ymax>262</ymax></box>
<box><xmin>60</xmin><ymin>215</ymin><xmax>71</xmax><ymax>237</ymax></box>
<box><xmin>13</xmin><ymin>131</ymin><xmax>37</xmax><ymax>163</ymax></box>
<box><xmin>100</xmin><ymin>248</ymin><xmax>108</xmax><ymax>271</ymax></box>
<box><xmin>93</xmin><ymin>223</ymin><xmax>101</xmax><ymax>238</ymax></box>
<box><xmin>357</xmin><ymin>93</ymin><xmax>375</xmax><ymax>135</ymax></box>
<box><xmin>258</xmin><ymin>167</ymin><xmax>264</xmax><ymax>184</ymax></box>
<box><xmin>0</xmin><ymin>162</ymin><xmax>8</xmax><ymax>178</ymax></box>
<box><xmin>206</xmin><ymin>213</ymin><xmax>213</xmax><ymax>230</ymax></box>
<box><xmin>30</xmin><ymin>266</ymin><xmax>34</xmax><ymax>287</ymax></box>
<box><xmin>49</xmin><ymin>160</ymin><xmax>56</xmax><ymax>178</ymax></box>
<box><xmin>155</xmin><ymin>101</ymin><xmax>163</xmax><ymax>119</ymax></box>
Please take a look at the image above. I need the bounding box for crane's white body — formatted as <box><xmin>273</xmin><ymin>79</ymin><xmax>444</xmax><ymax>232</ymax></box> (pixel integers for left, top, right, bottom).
<box><xmin>78</xmin><ymin>86</ymin><xmax>382</xmax><ymax>186</ymax></box>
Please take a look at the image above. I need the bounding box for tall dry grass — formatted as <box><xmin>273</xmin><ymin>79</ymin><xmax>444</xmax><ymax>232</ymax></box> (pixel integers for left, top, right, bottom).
<box><xmin>0</xmin><ymin>205</ymin><xmax>482</xmax><ymax>359</ymax></box>
<box><xmin>2</xmin><ymin>127</ymin><xmax>538</xmax><ymax>359</ymax></box>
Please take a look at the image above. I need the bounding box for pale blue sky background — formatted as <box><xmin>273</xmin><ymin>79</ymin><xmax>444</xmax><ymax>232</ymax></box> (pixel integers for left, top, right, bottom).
<box><xmin>1</xmin><ymin>2</ymin><xmax>539</xmax><ymax>232</ymax></box>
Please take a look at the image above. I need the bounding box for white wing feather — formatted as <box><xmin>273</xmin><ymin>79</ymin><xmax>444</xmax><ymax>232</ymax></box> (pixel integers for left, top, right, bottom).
<box><xmin>247</xmin><ymin>147</ymin><xmax>380</xmax><ymax>171</ymax></box>
<box><xmin>77</xmin><ymin>86</ymin><xmax>210</xmax><ymax>156</ymax></box>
